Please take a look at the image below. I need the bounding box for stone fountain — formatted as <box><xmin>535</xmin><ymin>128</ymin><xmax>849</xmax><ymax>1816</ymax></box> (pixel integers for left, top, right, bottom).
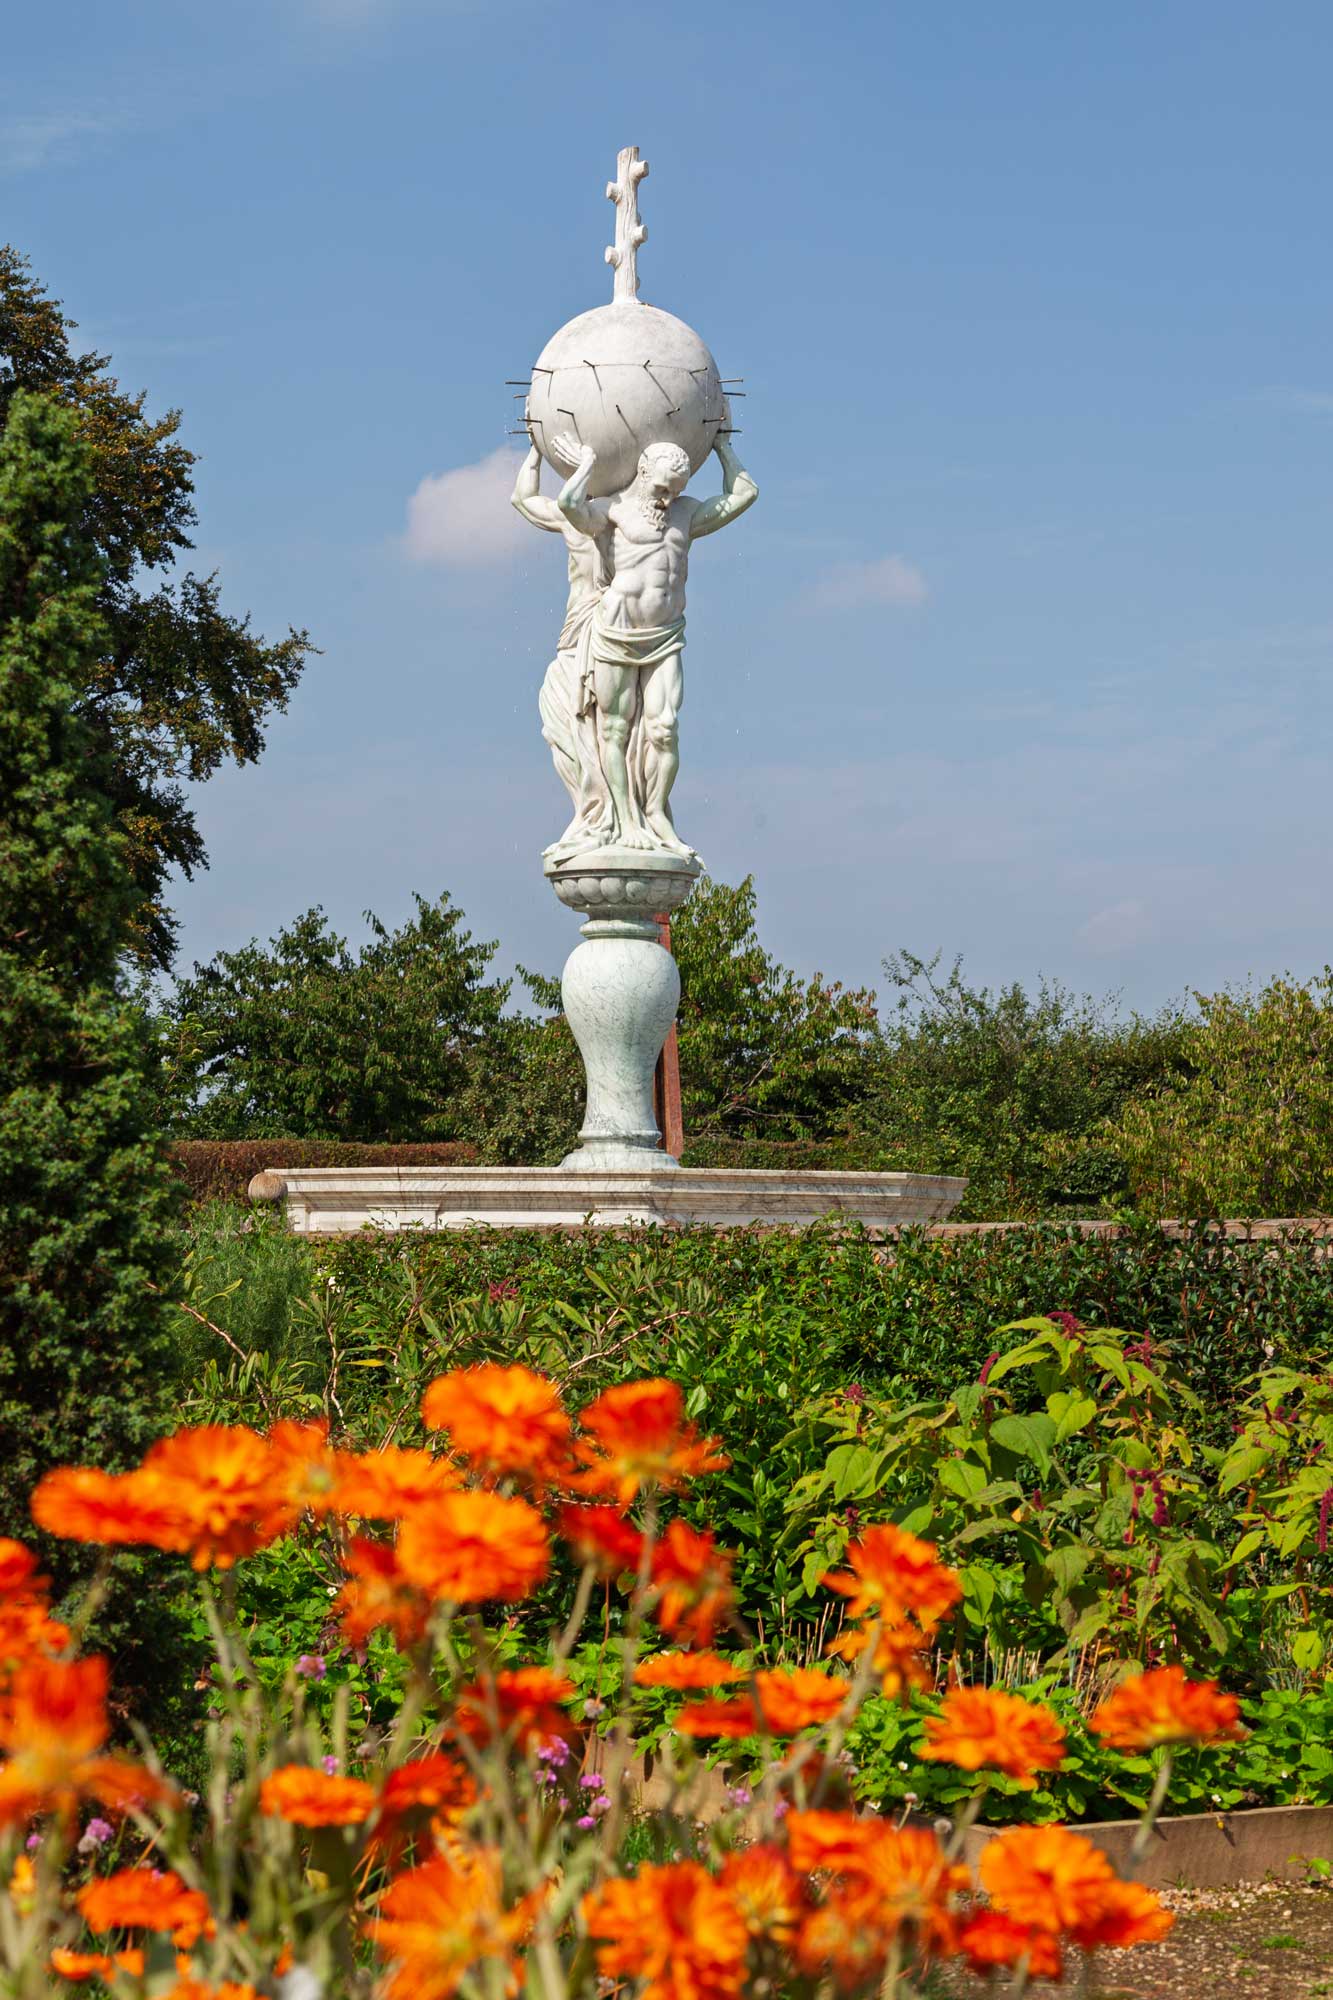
<box><xmin>259</xmin><ymin>150</ymin><xmax>965</xmax><ymax>1235</ymax></box>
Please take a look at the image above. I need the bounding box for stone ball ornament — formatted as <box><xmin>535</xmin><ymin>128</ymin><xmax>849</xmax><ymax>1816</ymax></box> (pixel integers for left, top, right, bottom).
<box><xmin>526</xmin><ymin>301</ymin><xmax>726</xmax><ymax>499</ymax></box>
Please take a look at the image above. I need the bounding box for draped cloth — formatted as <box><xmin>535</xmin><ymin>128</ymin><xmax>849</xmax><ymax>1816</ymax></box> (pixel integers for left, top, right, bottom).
<box><xmin>540</xmin><ymin>595</ymin><xmax>687</xmax><ymax>857</ymax></box>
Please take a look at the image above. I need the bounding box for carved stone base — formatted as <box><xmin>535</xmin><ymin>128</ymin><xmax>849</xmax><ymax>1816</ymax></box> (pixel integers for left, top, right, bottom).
<box><xmin>253</xmin><ymin>1167</ymin><xmax>968</xmax><ymax>1236</ymax></box>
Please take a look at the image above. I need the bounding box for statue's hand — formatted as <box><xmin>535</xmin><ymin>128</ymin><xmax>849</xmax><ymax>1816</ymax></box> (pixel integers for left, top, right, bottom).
<box><xmin>551</xmin><ymin>432</ymin><xmax>596</xmax><ymax>474</ymax></box>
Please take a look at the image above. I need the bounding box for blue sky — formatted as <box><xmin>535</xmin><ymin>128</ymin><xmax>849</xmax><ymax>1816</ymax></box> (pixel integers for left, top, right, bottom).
<box><xmin>7</xmin><ymin>0</ymin><xmax>1332</xmax><ymax>1013</ymax></box>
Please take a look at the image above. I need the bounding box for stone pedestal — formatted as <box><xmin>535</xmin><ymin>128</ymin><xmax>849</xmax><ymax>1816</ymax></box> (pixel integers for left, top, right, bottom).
<box><xmin>253</xmin><ymin>1165</ymin><xmax>967</xmax><ymax>1236</ymax></box>
<box><xmin>545</xmin><ymin>849</ymin><xmax>699</xmax><ymax>1170</ymax></box>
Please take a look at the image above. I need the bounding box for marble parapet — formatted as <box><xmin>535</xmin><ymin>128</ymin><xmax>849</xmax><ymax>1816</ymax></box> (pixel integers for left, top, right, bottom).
<box><xmin>251</xmin><ymin>1166</ymin><xmax>967</xmax><ymax>1237</ymax></box>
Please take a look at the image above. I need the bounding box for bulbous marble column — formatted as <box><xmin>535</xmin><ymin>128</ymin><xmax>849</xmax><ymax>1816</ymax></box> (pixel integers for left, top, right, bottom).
<box><xmin>547</xmin><ymin>855</ymin><xmax>697</xmax><ymax>1170</ymax></box>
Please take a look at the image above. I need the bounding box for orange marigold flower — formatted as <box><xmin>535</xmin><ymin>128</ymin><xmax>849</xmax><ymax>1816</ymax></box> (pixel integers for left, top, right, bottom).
<box><xmin>582</xmin><ymin>1861</ymin><xmax>750</xmax><ymax>2000</ymax></box>
<box><xmin>372</xmin><ymin>1847</ymin><xmax>540</xmax><ymax>2000</ymax></box>
<box><xmin>0</xmin><ymin>1598</ymin><xmax>69</xmax><ymax>1677</ymax></box>
<box><xmin>920</xmin><ymin>1686</ymin><xmax>1067</xmax><ymax>1787</ymax></box>
<box><xmin>259</xmin><ymin>1765</ymin><xmax>376</xmax><ymax>1826</ymax></box>
<box><xmin>379</xmin><ymin>1751</ymin><xmax>477</xmax><ymax>1818</ymax></box>
<box><xmin>1070</xmin><ymin>1876</ymin><xmax>1174</xmax><ymax>1950</ymax></box>
<box><xmin>335</xmin><ymin>1535</ymin><xmax>431</xmax><ymax>1650</ymax></box>
<box><xmin>30</xmin><ymin>1466</ymin><xmax>181</xmax><ymax>1552</ymax></box>
<box><xmin>822</xmin><ymin>1524</ymin><xmax>962</xmax><ymax>1635</ymax></box>
<box><xmin>396</xmin><ymin>1491</ymin><xmax>549</xmax><ymax>1605</ymax></box>
<box><xmin>720</xmin><ymin>1845</ymin><xmax>806</xmax><ymax>1943</ymax></box>
<box><xmin>264</xmin><ymin>1419</ymin><xmax>338</xmax><ymax>1515</ymax></box>
<box><xmin>573</xmin><ymin>1380</ymin><xmax>729</xmax><ymax>1506</ymax></box>
<box><xmin>754</xmin><ymin>1668</ymin><xmax>849</xmax><ymax>1734</ymax></box>
<box><xmin>959</xmin><ymin>1910</ymin><xmax>1063</xmax><ymax>1981</ymax></box>
<box><xmin>79</xmin><ymin>1867</ymin><xmax>211</xmax><ymax>1939</ymax></box>
<box><xmin>0</xmin><ymin>1541</ymin><xmax>40</xmax><ymax>1596</ymax></box>
<box><xmin>786</xmin><ymin>1809</ymin><xmax>879</xmax><ymax>1878</ymax></box>
<box><xmin>330</xmin><ymin>1447</ymin><xmax>457</xmax><ymax>1520</ymax></box>
<box><xmin>825</xmin><ymin>1617</ymin><xmax>931</xmax><ymax>1697</ymax></box>
<box><xmin>0</xmin><ymin>1655</ymin><xmax>165</xmax><ymax>1825</ymax></box>
<box><xmin>651</xmin><ymin>1521</ymin><xmax>735</xmax><ymax>1647</ymax></box>
<box><xmin>422</xmin><ymin>1365</ymin><xmax>571</xmax><ymax>1484</ymax></box>
<box><xmin>675</xmin><ymin>1675</ymin><xmax>848</xmax><ymax>1743</ymax></box>
<box><xmin>634</xmin><ymin>1650</ymin><xmax>747</xmax><ymax>1690</ymax></box>
<box><xmin>979</xmin><ymin>1825</ymin><xmax>1117</xmax><ymax>1935</ymax></box>
<box><xmin>792</xmin><ymin>1824</ymin><xmax>966</xmax><ymax>1974</ymax></box>
<box><xmin>136</xmin><ymin>1424</ymin><xmax>295</xmax><ymax>1568</ymax></box>
<box><xmin>50</xmin><ymin>1947</ymin><xmax>146</xmax><ymax>1981</ymax></box>
<box><xmin>1090</xmin><ymin>1666</ymin><xmax>1243</xmax><ymax>1752</ymax></box>
<box><xmin>557</xmin><ymin>1504</ymin><xmax>644</xmax><ymax>1577</ymax></box>
<box><xmin>673</xmin><ymin>1696</ymin><xmax>758</xmax><ymax>1739</ymax></box>
<box><xmin>454</xmin><ymin>1668</ymin><xmax>578</xmax><ymax>1750</ymax></box>
<box><xmin>794</xmin><ymin>1893</ymin><xmax>887</xmax><ymax>1987</ymax></box>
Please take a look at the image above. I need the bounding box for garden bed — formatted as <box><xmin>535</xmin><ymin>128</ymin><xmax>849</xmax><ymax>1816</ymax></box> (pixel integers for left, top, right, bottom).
<box><xmin>960</xmin><ymin>1802</ymin><xmax>1333</xmax><ymax>1891</ymax></box>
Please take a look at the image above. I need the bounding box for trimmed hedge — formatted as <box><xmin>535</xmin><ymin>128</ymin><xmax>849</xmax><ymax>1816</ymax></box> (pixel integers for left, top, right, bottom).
<box><xmin>168</xmin><ymin>1140</ymin><xmax>479</xmax><ymax>1206</ymax></box>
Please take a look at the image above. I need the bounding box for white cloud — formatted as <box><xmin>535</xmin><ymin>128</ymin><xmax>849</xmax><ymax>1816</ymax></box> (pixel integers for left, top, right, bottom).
<box><xmin>805</xmin><ymin>553</ymin><xmax>929</xmax><ymax>612</ymax></box>
<box><xmin>0</xmin><ymin>107</ymin><xmax>126</xmax><ymax>175</ymax></box>
<box><xmin>404</xmin><ymin>448</ymin><xmax>527</xmax><ymax>567</ymax></box>
<box><xmin>1259</xmin><ymin>387</ymin><xmax>1333</xmax><ymax>417</ymax></box>
<box><xmin>1077</xmin><ymin>899</ymin><xmax>1151</xmax><ymax>956</ymax></box>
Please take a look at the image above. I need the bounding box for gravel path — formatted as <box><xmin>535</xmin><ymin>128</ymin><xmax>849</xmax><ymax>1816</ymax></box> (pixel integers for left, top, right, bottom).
<box><xmin>945</xmin><ymin>1880</ymin><xmax>1333</xmax><ymax>1998</ymax></box>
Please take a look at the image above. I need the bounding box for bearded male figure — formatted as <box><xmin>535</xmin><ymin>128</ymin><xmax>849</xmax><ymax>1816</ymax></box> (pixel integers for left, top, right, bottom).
<box><xmin>553</xmin><ymin>431</ymin><xmax>757</xmax><ymax>855</ymax></box>
<box><xmin>510</xmin><ymin>445</ymin><xmax>618</xmax><ymax>858</ymax></box>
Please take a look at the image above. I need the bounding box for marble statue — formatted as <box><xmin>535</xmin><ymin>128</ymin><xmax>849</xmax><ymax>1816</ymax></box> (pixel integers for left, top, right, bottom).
<box><xmin>519</xmin><ymin>146</ymin><xmax>760</xmax><ymax>1169</ymax></box>
<box><xmin>516</xmin><ymin>150</ymin><xmax>756</xmax><ymax>865</ymax></box>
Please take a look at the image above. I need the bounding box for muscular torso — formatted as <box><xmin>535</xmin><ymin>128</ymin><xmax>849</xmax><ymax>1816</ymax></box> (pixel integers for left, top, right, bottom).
<box><xmin>601</xmin><ymin>496</ymin><xmax>693</xmax><ymax>630</ymax></box>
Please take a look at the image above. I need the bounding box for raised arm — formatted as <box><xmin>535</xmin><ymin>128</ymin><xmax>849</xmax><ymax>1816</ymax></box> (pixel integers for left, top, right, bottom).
<box><xmin>554</xmin><ymin>438</ymin><xmax>611</xmax><ymax>540</ymax></box>
<box><xmin>687</xmin><ymin>434</ymin><xmax>759</xmax><ymax>540</ymax></box>
<box><xmin>510</xmin><ymin>444</ymin><xmax>564</xmax><ymax>532</ymax></box>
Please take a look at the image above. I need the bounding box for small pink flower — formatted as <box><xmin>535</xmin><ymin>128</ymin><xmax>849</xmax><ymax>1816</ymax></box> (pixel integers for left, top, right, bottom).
<box><xmin>77</xmin><ymin>1818</ymin><xmax>113</xmax><ymax>1855</ymax></box>
<box><xmin>321</xmin><ymin>1755</ymin><xmax>339</xmax><ymax>1776</ymax></box>
<box><xmin>295</xmin><ymin>1654</ymin><xmax>327</xmax><ymax>1681</ymax></box>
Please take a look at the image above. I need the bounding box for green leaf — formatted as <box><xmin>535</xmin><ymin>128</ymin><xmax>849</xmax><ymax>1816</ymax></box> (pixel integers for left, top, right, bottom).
<box><xmin>937</xmin><ymin>1456</ymin><xmax>988</xmax><ymax>1501</ymax></box>
<box><xmin>989</xmin><ymin>1413</ymin><xmax>1057</xmax><ymax>1478</ymax></box>
<box><xmin>1220</xmin><ymin>1444</ymin><xmax>1272</xmax><ymax>1495</ymax></box>
<box><xmin>1293</xmin><ymin>1630</ymin><xmax>1325</xmax><ymax>1673</ymax></box>
<box><xmin>1046</xmin><ymin>1389</ymin><xmax>1097</xmax><ymax>1442</ymax></box>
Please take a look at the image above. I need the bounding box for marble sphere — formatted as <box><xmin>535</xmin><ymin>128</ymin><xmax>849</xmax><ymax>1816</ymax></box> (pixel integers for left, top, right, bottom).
<box><xmin>527</xmin><ymin>301</ymin><xmax>724</xmax><ymax>498</ymax></box>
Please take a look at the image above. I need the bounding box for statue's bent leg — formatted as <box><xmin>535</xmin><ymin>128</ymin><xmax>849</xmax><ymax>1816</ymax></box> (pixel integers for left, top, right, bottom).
<box><xmin>640</xmin><ymin>652</ymin><xmax>692</xmax><ymax>853</ymax></box>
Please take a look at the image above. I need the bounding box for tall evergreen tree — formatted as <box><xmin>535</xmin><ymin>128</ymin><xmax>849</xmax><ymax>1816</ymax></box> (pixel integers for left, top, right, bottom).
<box><xmin>0</xmin><ymin>246</ymin><xmax>312</xmax><ymax>968</ymax></box>
<box><xmin>0</xmin><ymin>390</ymin><xmax>179</xmax><ymax>1531</ymax></box>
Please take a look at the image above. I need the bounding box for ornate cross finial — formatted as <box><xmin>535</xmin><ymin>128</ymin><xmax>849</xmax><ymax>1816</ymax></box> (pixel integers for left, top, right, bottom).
<box><xmin>605</xmin><ymin>145</ymin><xmax>649</xmax><ymax>303</ymax></box>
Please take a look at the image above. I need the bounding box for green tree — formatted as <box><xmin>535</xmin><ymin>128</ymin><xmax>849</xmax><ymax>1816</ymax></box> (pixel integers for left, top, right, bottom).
<box><xmin>169</xmin><ymin>896</ymin><xmax>511</xmax><ymax>1139</ymax></box>
<box><xmin>0</xmin><ymin>246</ymin><xmax>312</xmax><ymax>968</ymax></box>
<box><xmin>850</xmin><ymin>952</ymin><xmax>1189</xmax><ymax>1219</ymax></box>
<box><xmin>0</xmin><ymin>391</ymin><xmax>181</xmax><ymax>1531</ymax></box>
<box><xmin>1107</xmin><ymin>971</ymin><xmax>1333</xmax><ymax>1218</ymax></box>
<box><xmin>669</xmin><ymin>876</ymin><xmax>881</xmax><ymax>1149</ymax></box>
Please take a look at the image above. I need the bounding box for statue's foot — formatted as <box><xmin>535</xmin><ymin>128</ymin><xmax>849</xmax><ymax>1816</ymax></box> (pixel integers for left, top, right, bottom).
<box><xmin>616</xmin><ymin>826</ymin><xmax>659</xmax><ymax>852</ymax></box>
<box><xmin>642</xmin><ymin>815</ymin><xmax>697</xmax><ymax>861</ymax></box>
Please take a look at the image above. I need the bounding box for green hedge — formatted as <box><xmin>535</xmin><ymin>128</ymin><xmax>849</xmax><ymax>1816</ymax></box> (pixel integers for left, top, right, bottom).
<box><xmin>167</xmin><ymin>1140</ymin><xmax>478</xmax><ymax>1206</ymax></box>
<box><xmin>308</xmin><ymin>1216</ymin><xmax>1333</xmax><ymax>1408</ymax></box>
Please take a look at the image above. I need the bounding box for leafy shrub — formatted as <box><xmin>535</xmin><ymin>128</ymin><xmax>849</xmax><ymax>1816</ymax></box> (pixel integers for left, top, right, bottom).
<box><xmin>1108</xmin><ymin>970</ymin><xmax>1333</xmax><ymax>1218</ymax></box>
<box><xmin>850</xmin><ymin>1677</ymin><xmax>1333</xmax><ymax>1825</ymax></box>
<box><xmin>165</xmin><ymin>895</ymin><xmax>509</xmax><ymax>1139</ymax></box>
<box><xmin>784</xmin><ymin>1315</ymin><xmax>1227</xmax><ymax>1668</ymax></box>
